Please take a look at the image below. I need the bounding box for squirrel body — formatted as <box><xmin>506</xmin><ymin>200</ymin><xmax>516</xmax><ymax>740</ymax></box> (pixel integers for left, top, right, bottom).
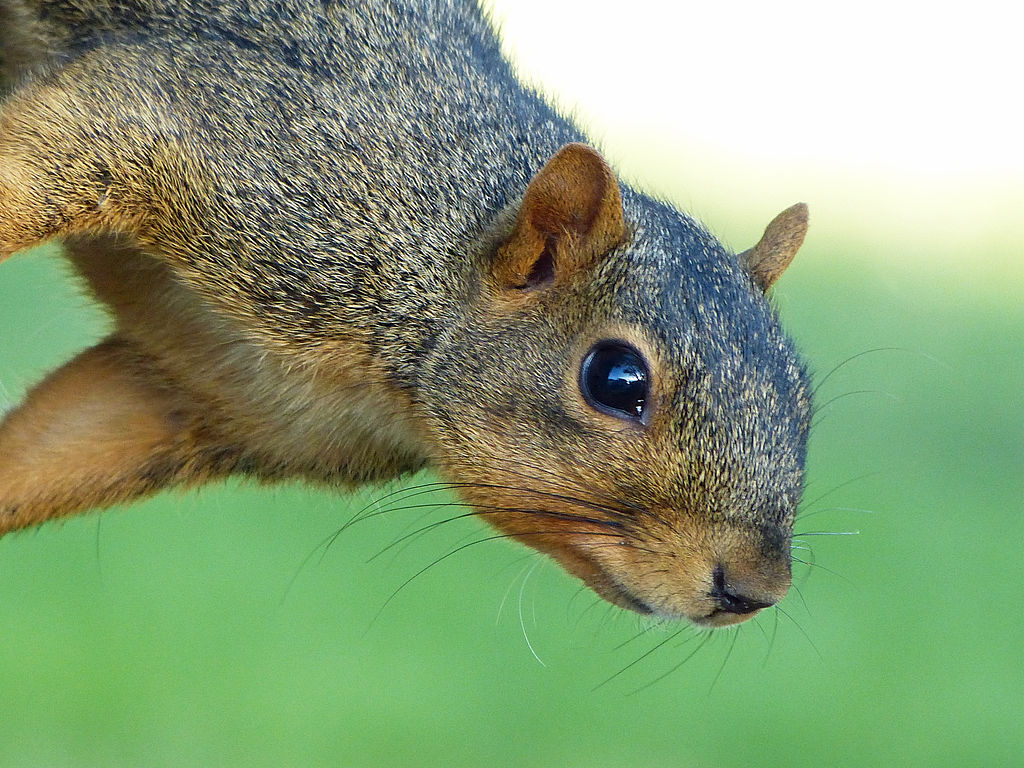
<box><xmin>0</xmin><ymin>0</ymin><xmax>812</xmax><ymax>626</ymax></box>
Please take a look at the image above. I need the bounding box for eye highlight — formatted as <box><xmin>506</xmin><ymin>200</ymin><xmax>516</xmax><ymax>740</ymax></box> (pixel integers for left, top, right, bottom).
<box><xmin>579</xmin><ymin>342</ymin><xmax>650</xmax><ymax>421</ymax></box>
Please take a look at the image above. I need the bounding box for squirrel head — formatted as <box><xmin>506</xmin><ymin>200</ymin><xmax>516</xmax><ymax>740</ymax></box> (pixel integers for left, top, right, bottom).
<box><xmin>419</xmin><ymin>144</ymin><xmax>811</xmax><ymax>626</ymax></box>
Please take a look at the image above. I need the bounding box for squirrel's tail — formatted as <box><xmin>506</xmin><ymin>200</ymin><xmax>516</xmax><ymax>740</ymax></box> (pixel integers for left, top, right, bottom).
<box><xmin>0</xmin><ymin>1</ymin><xmax>47</xmax><ymax>91</ymax></box>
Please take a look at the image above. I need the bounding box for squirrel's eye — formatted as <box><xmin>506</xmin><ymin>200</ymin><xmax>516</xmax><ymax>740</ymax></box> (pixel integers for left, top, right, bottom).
<box><xmin>580</xmin><ymin>342</ymin><xmax>649</xmax><ymax>421</ymax></box>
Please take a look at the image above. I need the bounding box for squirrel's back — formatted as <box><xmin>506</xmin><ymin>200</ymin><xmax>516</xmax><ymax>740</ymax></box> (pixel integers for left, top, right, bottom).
<box><xmin>2</xmin><ymin>1</ymin><xmax>510</xmax><ymax>95</ymax></box>
<box><xmin>3</xmin><ymin>0</ymin><xmax>583</xmax><ymax>377</ymax></box>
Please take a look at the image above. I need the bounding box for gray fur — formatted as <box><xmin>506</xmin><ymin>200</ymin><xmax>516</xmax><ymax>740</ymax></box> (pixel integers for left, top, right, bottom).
<box><xmin>0</xmin><ymin>0</ymin><xmax>812</xmax><ymax>621</ymax></box>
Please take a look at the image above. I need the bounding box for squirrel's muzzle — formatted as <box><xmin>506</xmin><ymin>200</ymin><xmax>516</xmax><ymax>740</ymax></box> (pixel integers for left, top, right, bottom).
<box><xmin>517</xmin><ymin>517</ymin><xmax>793</xmax><ymax>627</ymax></box>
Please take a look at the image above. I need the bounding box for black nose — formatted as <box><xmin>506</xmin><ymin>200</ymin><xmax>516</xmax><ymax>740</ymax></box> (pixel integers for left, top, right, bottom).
<box><xmin>711</xmin><ymin>565</ymin><xmax>776</xmax><ymax>615</ymax></box>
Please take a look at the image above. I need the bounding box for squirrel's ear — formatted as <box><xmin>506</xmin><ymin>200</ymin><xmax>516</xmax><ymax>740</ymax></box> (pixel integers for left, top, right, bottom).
<box><xmin>493</xmin><ymin>143</ymin><xmax>626</xmax><ymax>289</ymax></box>
<box><xmin>739</xmin><ymin>203</ymin><xmax>809</xmax><ymax>291</ymax></box>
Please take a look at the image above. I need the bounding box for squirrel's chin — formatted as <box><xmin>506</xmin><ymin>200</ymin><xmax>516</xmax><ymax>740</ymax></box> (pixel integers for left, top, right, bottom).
<box><xmin>592</xmin><ymin>581</ymin><xmax>656</xmax><ymax>616</ymax></box>
<box><xmin>535</xmin><ymin>539</ymin><xmax>702</xmax><ymax>624</ymax></box>
<box><xmin>689</xmin><ymin>608</ymin><xmax>769</xmax><ymax>628</ymax></box>
<box><xmin>596</xmin><ymin>578</ymin><xmax>768</xmax><ymax>627</ymax></box>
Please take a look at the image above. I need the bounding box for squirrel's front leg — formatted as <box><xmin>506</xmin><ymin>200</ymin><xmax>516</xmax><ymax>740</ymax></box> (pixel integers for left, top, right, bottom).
<box><xmin>0</xmin><ymin>336</ymin><xmax>241</xmax><ymax>534</ymax></box>
<box><xmin>0</xmin><ymin>49</ymin><xmax>195</xmax><ymax>260</ymax></box>
<box><xmin>0</xmin><ymin>51</ymin><xmax>227</xmax><ymax>533</ymax></box>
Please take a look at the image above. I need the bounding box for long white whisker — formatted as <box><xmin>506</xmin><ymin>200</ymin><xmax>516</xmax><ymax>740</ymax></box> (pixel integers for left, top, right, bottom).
<box><xmin>519</xmin><ymin>558</ymin><xmax>546</xmax><ymax>667</ymax></box>
<box><xmin>497</xmin><ymin>560</ymin><xmax>533</xmax><ymax>627</ymax></box>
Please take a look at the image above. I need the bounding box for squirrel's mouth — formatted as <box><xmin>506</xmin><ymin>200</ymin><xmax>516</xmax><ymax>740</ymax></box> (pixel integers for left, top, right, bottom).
<box><xmin>537</xmin><ymin>531</ymin><xmax>787</xmax><ymax>627</ymax></box>
<box><xmin>556</xmin><ymin>544</ymin><xmax>685</xmax><ymax>619</ymax></box>
<box><xmin>516</xmin><ymin>530</ymin><xmax>664</xmax><ymax>616</ymax></box>
<box><xmin>594</xmin><ymin>577</ymin><xmax>656</xmax><ymax>615</ymax></box>
<box><xmin>596</xmin><ymin>573</ymin><xmax>774</xmax><ymax>626</ymax></box>
<box><xmin>453</xmin><ymin>480</ymin><xmax>789</xmax><ymax>625</ymax></box>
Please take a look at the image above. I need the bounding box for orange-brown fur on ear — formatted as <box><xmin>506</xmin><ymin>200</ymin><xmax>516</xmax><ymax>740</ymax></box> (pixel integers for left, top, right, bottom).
<box><xmin>740</xmin><ymin>203</ymin><xmax>809</xmax><ymax>291</ymax></box>
<box><xmin>493</xmin><ymin>143</ymin><xmax>625</xmax><ymax>289</ymax></box>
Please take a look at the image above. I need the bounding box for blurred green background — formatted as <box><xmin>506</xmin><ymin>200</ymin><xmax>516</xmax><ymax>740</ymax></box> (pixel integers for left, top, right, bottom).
<box><xmin>1</xmin><ymin>3</ymin><xmax>1022</xmax><ymax>767</ymax></box>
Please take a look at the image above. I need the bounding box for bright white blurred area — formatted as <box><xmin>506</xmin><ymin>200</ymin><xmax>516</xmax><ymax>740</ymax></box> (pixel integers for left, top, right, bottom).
<box><xmin>487</xmin><ymin>0</ymin><xmax>1023</xmax><ymax>268</ymax></box>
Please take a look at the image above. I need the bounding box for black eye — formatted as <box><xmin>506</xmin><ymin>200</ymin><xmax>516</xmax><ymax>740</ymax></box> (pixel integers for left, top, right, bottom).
<box><xmin>580</xmin><ymin>342</ymin><xmax>650</xmax><ymax>420</ymax></box>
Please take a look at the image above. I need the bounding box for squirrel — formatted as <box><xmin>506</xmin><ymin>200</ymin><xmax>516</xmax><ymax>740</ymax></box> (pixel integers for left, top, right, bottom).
<box><xmin>0</xmin><ymin>0</ymin><xmax>812</xmax><ymax>627</ymax></box>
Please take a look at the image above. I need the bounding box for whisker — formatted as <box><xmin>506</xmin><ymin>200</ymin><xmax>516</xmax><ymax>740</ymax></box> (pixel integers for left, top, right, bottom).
<box><xmin>518</xmin><ymin>559</ymin><xmax>546</xmax><ymax>667</ymax></box>
<box><xmin>337</xmin><ymin>484</ymin><xmax>463</xmax><ymax>536</ymax></box>
<box><xmin>788</xmin><ymin>582</ymin><xmax>811</xmax><ymax>616</ymax></box>
<box><xmin>612</xmin><ymin>623</ymin><xmax>665</xmax><ymax>652</ymax></box>
<box><xmin>366</xmin><ymin>505</ymin><xmax>632</xmax><ymax>565</ymax></box>
<box><xmin>768</xmin><ymin>606</ymin><xmax>780</xmax><ymax>663</ymax></box>
<box><xmin>380</xmin><ymin>479</ymin><xmax>639</xmax><ymax>529</ymax></box>
<box><xmin>472</xmin><ymin>467</ymin><xmax>646</xmax><ymax>525</ymax></box>
<box><xmin>566</xmin><ymin>583</ymin><xmax>596</xmax><ymax>626</ymax></box>
<box><xmin>376</xmin><ymin>505</ymin><xmax>477</xmax><ymax>570</ymax></box>
<box><xmin>598</xmin><ymin>601</ymin><xmax>621</xmax><ymax>635</ymax></box>
<box><xmin>486</xmin><ymin>456</ymin><xmax>654</xmax><ymax>521</ymax></box>
<box><xmin>708</xmin><ymin>626</ymin><xmax>741</xmax><ymax>693</ymax></box>
<box><xmin>812</xmin><ymin>389</ymin><xmax>901</xmax><ymax>427</ymax></box>
<box><xmin>318</xmin><ymin>481</ymin><xmax>458</xmax><ymax>562</ymax></box>
<box><xmin>366</xmin><ymin>532</ymin><xmax>523</xmax><ymax>632</ymax></box>
<box><xmin>790</xmin><ymin>545</ymin><xmax>816</xmax><ymax>589</ymax></box>
<box><xmin>750</xmin><ymin>612</ymin><xmax>770</xmax><ymax>644</ymax></box>
<box><xmin>796</xmin><ymin>505</ymin><xmax>876</xmax><ymax>523</ymax></box>
<box><xmin>315</xmin><ymin>475</ymin><xmax>642</xmax><ymax>574</ymax></box>
<box><xmin>593</xmin><ymin>626</ymin><xmax>688</xmax><ymax>691</ymax></box>
<box><xmin>364</xmin><ymin>507</ymin><xmax>496</xmax><ymax>563</ymax></box>
<box><xmin>496</xmin><ymin>558</ymin><xmax>537</xmax><ymax>627</ymax></box>
<box><xmin>798</xmin><ymin>471</ymin><xmax>884</xmax><ymax>517</ymax></box>
<box><xmin>433</xmin><ymin>422</ymin><xmax>658</xmax><ymax>523</ymax></box>
<box><xmin>790</xmin><ymin>555</ymin><xmax>848</xmax><ymax>583</ymax></box>
<box><xmin>811</xmin><ymin>347</ymin><xmax>908</xmax><ymax>397</ymax></box>
<box><xmin>627</xmin><ymin>631</ymin><xmax>714</xmax><ymax>696</ymax></box>
<box><xmin>774</xmin><ymin>605</ymin><xmax>821</xmax><ymax>660</ymax></box>
<box><xmin>281</xmin><ymin>520</ymin><xmax>371</xmax><ymax>607</ymax></box>
<box><xmin>368</xmin><ymin>529</ymin><xmax>655</xmax><ymax>631</ymax></box>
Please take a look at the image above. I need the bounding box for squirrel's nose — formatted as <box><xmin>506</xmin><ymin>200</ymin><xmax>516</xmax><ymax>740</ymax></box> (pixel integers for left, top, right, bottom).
<box><xmin>710</xmin><ymin>564</ymin><xmax>779</xmax><ymax>615</ymax></box>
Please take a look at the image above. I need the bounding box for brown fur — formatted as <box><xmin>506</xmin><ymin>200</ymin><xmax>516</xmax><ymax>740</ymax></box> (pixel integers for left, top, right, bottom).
<box><xmin>0</xmin><ymin>0</ymin><xmax>812</xmax><ymax>627</ymax></box>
